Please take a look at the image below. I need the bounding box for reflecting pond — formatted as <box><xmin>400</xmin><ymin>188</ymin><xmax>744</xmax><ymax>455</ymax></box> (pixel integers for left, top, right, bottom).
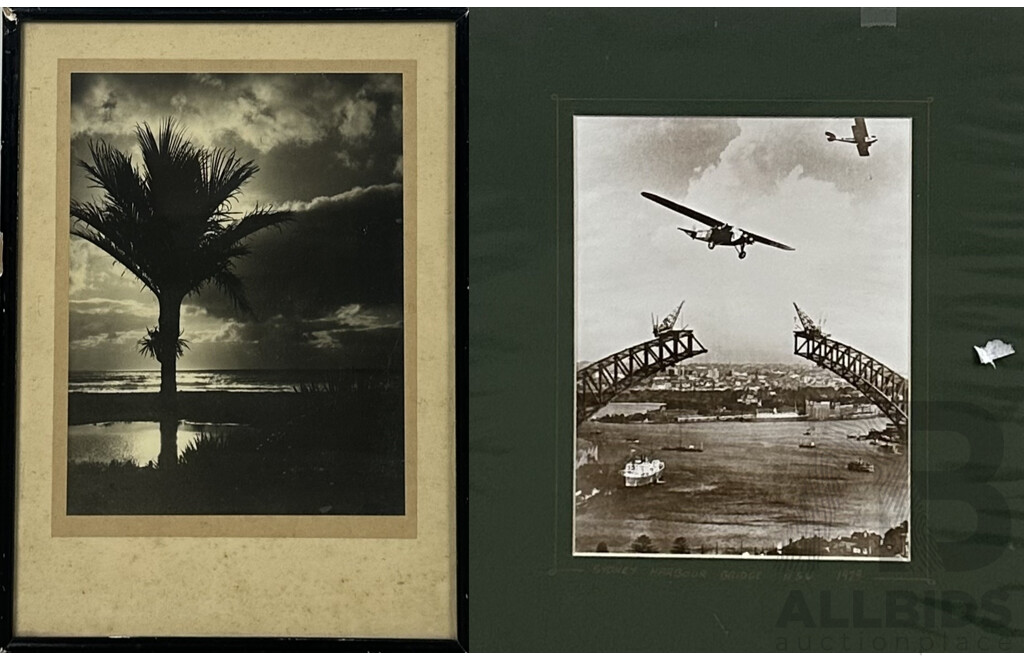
<box><xmin>68</xmin><ymin>421</ymin><xmax>245</xmax><ymax>465</ymax></box>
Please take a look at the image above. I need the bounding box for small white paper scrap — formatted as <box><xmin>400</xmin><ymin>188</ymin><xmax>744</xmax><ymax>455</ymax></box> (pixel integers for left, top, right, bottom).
<box><xmin>974</xmin><ymin>339</ymin><xmax>1015</xmax><ymax>368</ymax></box>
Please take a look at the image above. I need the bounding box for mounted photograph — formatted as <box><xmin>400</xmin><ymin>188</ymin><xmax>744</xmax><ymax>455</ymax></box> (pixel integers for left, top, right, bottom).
<box><xmin>62</xmin><ymin>71</ymin><xmax>410</xmax><ymax>519</ymax></box>
<box><xmin>574</xmin><ymin>115</ymin><xmax>910</xmax><ymax>559</ymax></box>
<box><xmin>9</xmin><ymin>13</ymin><xmax>461</xmax><ymax>645</ymax></box>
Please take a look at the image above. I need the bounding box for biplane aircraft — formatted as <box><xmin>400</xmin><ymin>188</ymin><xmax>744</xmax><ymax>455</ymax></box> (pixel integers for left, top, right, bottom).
<box><xmin>640</xmin><ymin>192</ymin><xmax>795</xmax><ymax>260</ymax></box>
<box><xmin>825</xmin><ymin>117</ymin><xmax>877</xmax><ymax>157</ymax></box>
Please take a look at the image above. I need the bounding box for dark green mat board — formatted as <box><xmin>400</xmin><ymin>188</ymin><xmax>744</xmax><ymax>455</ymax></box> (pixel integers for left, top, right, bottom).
<box><xmin>469</xmin><ymin>8</ymin><xmax>1024</xmax><ymax>652</ymax></box>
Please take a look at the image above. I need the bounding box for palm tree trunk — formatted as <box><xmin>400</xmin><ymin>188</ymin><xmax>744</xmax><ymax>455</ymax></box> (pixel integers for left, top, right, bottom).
<box><xmin>157</xmin><ymin>296</ymin><xmax>182</xmax><ymax>469</ymax></box>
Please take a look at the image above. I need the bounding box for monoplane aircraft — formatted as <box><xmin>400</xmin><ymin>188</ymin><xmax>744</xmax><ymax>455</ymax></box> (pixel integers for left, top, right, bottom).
<box><xmin>641</xmin><ymin>192</ymin><xmax>795</xmax><ymax>259</ymax></box>
<box><xmin>825</xmin><ymin>117</ymin><xmax>877</xmax><ymax>157</ymax></box>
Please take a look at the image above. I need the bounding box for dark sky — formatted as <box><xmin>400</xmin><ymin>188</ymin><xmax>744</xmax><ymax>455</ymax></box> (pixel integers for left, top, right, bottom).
<box><xmin>576</xmin><ymin>116</ymin><xmax>911</xmax><ymax>374</ymax></box>
<box><xmin>69</xmin><ymin>72</ymin><xmax>404</xmax><ymax>371</ymax></box>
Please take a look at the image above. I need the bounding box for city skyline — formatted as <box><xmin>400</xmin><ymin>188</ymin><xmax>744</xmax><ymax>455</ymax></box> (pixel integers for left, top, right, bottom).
<box><xmin>574</xmin><ymin>116</ymin><xmax>911</xmax><ymax>375</ymax></box>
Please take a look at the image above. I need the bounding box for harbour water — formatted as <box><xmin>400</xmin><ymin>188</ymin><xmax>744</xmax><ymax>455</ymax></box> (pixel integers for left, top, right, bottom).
<box><xmin>574</xmin><ymin>417</ymin><xmax>908</xmax><ymax>556</ymax></box>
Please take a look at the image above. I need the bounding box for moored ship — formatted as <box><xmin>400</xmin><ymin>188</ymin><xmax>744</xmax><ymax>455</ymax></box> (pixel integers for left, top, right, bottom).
<box><xmin>621</xmin><ymin>455</ymin><xmax>665</xmax><ymax>487</ymax></box>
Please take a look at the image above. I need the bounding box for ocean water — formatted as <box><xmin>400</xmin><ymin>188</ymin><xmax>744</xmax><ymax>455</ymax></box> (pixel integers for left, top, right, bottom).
<box><xmin>68</xmin><ymin>369</ymin><xmax>394</xmax><ymax>394</ymax></box>
<box><xmin>68</xmin><ymin>369</ymin><xmax>401</xmax><ymax>466</ymax></box>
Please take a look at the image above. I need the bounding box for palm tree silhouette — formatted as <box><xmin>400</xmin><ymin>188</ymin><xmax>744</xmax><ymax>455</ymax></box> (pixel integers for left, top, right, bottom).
<box><xmin>71</xmin><ymin>119</ymin><xmax>291</xmax><ymax>468</ymax></box>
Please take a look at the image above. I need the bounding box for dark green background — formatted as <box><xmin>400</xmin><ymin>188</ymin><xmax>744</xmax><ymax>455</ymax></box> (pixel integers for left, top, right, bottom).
<box><xmin>469</xmin><ymin>9</ymin><xmax>1024</xmax><ymax>651</ymax></box>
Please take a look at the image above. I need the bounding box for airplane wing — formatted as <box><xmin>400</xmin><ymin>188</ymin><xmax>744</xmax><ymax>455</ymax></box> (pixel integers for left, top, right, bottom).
<box><xmin>852</xmin><ymin>117</ymin><xmax>868</xmax><ymax>141</ymax></box>
<box><xmin>851</xmin><ymin>119</ymin><xmax>871</xmax><ymax>156</ymax></box>
<box><xmin>641</xmin><ymin>192</ymin><xmax>726</xmax><ymax>228</ymax></box>
<box><xmin>743</xmin><ymin>229</ymin><xmax>795</xmax><ymax>251</ymax></box>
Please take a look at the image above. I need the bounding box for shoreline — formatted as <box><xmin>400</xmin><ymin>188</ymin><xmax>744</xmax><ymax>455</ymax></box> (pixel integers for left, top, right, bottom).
<box><xmin>68</xmin><ymin>391</ymin><xmax>391</xmax><ymax>426</ymax></box>
<box><xmin>591</xmin><ymin>412</ymin><xmax>885</xmax><ymax>425</ymax></box>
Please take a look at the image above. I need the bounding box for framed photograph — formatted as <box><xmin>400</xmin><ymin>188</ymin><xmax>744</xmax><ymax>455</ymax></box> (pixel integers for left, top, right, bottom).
<box><xmin>2</xmin><ymin>8</ymin><xmax>466</xmax><ymax>649</ymax></box>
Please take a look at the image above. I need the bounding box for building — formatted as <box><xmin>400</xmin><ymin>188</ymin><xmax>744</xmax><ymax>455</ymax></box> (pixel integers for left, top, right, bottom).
<box><xmin>806</xmin><ymin>400</ymin><xmax>878</xmax><ymax>420</ymax></box>
<box><xmin>883</xmin><ymin>521</ymin><xmax>909</xmax><ymax>557</ymax></box>
<box><xmin>843</xmin><ymin>531</ymin><xmax>882</xmax><ymax>556</ymax></box>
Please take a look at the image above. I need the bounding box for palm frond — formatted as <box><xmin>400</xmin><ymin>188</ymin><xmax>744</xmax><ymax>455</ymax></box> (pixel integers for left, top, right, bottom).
<box><xmin>219</xmin><ymin>206</ymin><xmax>294</xmax><ymax>248</ymax></box>
<box><xmin>186</xmin><ymin>263</ymin><xmax>252</xmax><ymax>314</ymax></box>
<box><xmin>70</xmin><ymin>203</ymin><xmax>160</xmax><ymax>294</ymax></box>
<box><xmin>202</xmin><ymin>147</ymin><xmax>260</xmax><ymax>218</ymax></box>
<box><xmin>137</xmin><ymin>326</ymin><xmax>189</xmax><ymax>362</ymax></box>
<box><xmin>77</xmin><ymin>141</ymin><xmax>150</xmax><ymax>226</ymax></box>
<box><xmin>71</xmin><ymin>118</ymin><xmax>289</xmax><ymax>321</ymax></box>
<box><xmin>136</xmin><ymin>119</ymin><xmax>200</xmax><ymax>176</ymax></box>
<box><xmin>182</xmin><ymin>206</ymin><xmax>292</xmax><ymax>309</ymax></box>
<box><xmin>210</xmin><ymin>267</ymin><xmax>252</xmax><ymax>314</ymax></box>
<box><xmin>137</xmin><ymin>119</ymin><xmax>205</xmax><ymax>229</ymax></box>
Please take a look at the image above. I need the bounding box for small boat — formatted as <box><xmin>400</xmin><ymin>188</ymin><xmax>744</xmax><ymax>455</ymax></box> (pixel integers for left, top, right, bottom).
<box><xmin>798</xmin><ymin>441</ymin><xmax>816</xmax><ymax>449</ymax></box>
<box><xmin>847</xmin><ymin>459</ymin><xmax>875</xmax><ymax>473</ymax></box>
<box><xmin>620</xmin><ymin>455</ymin><xmax>666</xmax><ymax>487</ymax></box>
<box><xmin>847</xmin><ymin>433</ymin><xmax>859</xmax><ymax>439</ymax></box>
<box><xmin>625</xmin><ymin>436</ymin><xmax>640</xmax><ymax>444</ymax></box>
<box><xmin>803</xmin><ymin>427</ymin><xmax>814</xmax><ymax>436</ymax></box>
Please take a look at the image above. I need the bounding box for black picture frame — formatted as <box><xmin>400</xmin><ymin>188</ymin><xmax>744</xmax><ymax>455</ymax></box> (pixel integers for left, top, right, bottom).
<box><xmin>0</xmin><ymin>7</ymin><xmax>467</xmax><ymax>652</ymax></box>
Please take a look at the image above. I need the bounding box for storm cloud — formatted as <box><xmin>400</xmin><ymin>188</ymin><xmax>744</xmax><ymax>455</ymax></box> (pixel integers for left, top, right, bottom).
<box><xmin>68</xmin><ymin>73</ymin><xmax>405</xmax><ymax>372</ymax></box>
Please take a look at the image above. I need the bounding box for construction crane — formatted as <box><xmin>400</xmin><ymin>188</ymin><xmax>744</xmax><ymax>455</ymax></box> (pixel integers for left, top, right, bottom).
<box><xmin>793</xmin><ymin>302</ymin><xmax>828</xmax><ymax>338</ymax></box>
<box><xmin>653</xmin><ymin>300</ymin><xmax>686</xmax><ymax>337</ymax></box>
